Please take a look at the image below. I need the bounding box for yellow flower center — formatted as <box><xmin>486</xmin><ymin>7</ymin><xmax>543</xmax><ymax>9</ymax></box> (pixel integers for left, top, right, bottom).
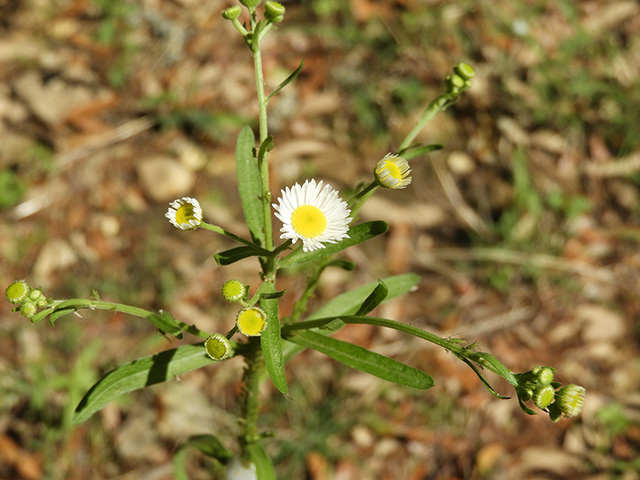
<box><xmin>176</xmin><ymin>204</ymin><xmax>196</xmax><ymax>225</ymax></box>
<box><xmin>237</xmin><ymin>308</ymin><xmax>267</xmax><ymax>336</ymax></box>
<box><xmin>384</xmin><ymin>160</ymin><xmax>402</xmax><ymax>180</ymax></box>
<box><xmin>291</xmin><ymin>205</ymin><xmax>327</xmax><ymax>239</ymax></box>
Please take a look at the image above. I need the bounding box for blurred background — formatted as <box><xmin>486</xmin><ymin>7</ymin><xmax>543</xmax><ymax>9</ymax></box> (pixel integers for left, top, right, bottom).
<box><xmin>1</xmin><ymin>0</ymin><xmax>640</xmax><ymax>478</ymax></box>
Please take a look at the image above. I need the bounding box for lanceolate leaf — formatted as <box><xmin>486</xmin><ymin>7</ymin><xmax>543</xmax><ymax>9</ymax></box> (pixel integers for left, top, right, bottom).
<box><xmin>247</xmin><ymin>442</ymin><xmax>277</xmax><ymax>480</ymax></box>
<box><xmin>266</xmin><ymin>61</ymin><xmax>303</xmax><ymax>103</ymax></box>
<box><xmin>73</xmin><ymin>343</ymin><xmax>218</xmax><ymax>424</ymax></box>
<box><xmin>260</xmin><ymin>286</ymin><xmax>287</xmax><ymax>394</ymax></box>
<box><xmin>286</xmin><ymin>331</ymin><xmax>433</xmax><ymax>390</ymax></box>
<box><xmin>184</xmin><ymin>434</ymin><xmax>233</xmax><ymax>460</ymax></box>
<box><xmin>398</xmin><ymin>143</ymin><xmax>443</xmax><ymax>160</ymax></box>
<box><xmin>354</xmin><ymin>280</ymin><xmax>388</xmax><ymax>316</ymax></box>
<box><xmin>282</xmin><ymin>274</ymin><xmax>420</xmax><ymax>363</ymax></box>
<box><xmin>235</xmin><ymin>126</ymin><xmax>265</xmax><ymax>246</ymax></box>
<box><xmin>309</xmin><ymin>273</ymin><xmax>419</xmax><ymax>320</ymax></box>
<box><xmin>279</xmin><ymin>221</ymin><xmax>389</xmax><ymax>268</ymax></box>
<box><xmin>215</xmin><ymin>246</ymin><xmax>265</xmax><ymax>266</ymax></box>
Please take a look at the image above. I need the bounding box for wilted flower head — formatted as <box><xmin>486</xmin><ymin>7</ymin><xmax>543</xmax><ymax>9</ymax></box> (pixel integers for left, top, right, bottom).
<box><xmin>374</xmin><ymin>154</ymin><xmax>412</xmax><ymax>189</ymax></box>
<box><xmin>165</xmin><ymin>197</ymin><xmax>203</xmax><ymax>230</ymax></box>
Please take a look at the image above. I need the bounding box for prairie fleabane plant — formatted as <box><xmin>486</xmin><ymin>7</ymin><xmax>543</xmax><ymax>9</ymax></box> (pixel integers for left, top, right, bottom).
<box><xmin>6</xmin><ymin>2</ymin><xmax>585</xmax><ymax>478</ymax></box>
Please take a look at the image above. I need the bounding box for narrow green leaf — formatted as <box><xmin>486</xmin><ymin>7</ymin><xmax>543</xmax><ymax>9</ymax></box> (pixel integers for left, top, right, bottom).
<box><xmin>282</xmin><ymin>274</ymin><xmax>420</xmax><ymax>363</ymax></box>
<box><xmin>457</xmin><ymin>356</ymin><xmax>510</xmax><ymax>399</ymax></box>
<box><xmin>236</xmin><ymin>126</ymin><xmax>265</xmax><ymax>246</ymax></box>
<box><xmin>257</xmin><ymin>135</ymin><xmax>274</xmax><ymax>164</ymax></box>
<box><xmin>260</xmin><ymin>288</ymin><xmax>287</xmax><ymax>394</ymax></box>
<box><xmin>266</xmin><ymin>61</ymin><xmax>304</xmax><ymax>103</ymax></box>
<box><xmin>147</xmin><ymin>311</ymin><xmax>183</xmax><ymax>338</ymax></box>
<box><xmin>286</xmin><ymin>331</ymin><xmax>433</xmax><ymax>389</ymax></box>
<box><xmin>172</xmin><ymin>447</ymin><xmax>189</xmax><ymax>480</ymax></box>
<box><xmin>279</xmin><ymin>221</ymin><xmax>389</xmax><ymax>268</ymax></box>
<box><xmin>73</xmin><ymin>343</ymin><xmax>216</xmax><ymax>424</ymax></box>
<box><xmin>215</xmin><ymin>246</ymin><xmax>263</xmax><ymax>266</ymax></box>
<box><xmin>398</xmin><ymin>143</ymin><xmax>443</xmax><ymax>159</ymax></box>
<box><xmin>260</xmin><ymin>290</ymin><xmax>286</xmax><ymax>300</ymax></box>
<box><xmin>309</xmin><ymin>273</ymin><xmax>419</xmax><ymax>320</ymax></box>
<box><xmin>185</xmin><ymin>434</ymin><xmax>232</xmax><ymax>460</ymax></box>
<box><xmin>50</xmin><ymin>307</ymin><xmax>77</xmax><ymax>326</ymax></box>
<box><xmin>247</xmin><ymin>443</ymin><xmax>277</xmax><ymax>480</ymax></box>
<box><xmin>355</xmin><ymin>280</ymin><xmax>388</xmax><ymax>316</ymax></box>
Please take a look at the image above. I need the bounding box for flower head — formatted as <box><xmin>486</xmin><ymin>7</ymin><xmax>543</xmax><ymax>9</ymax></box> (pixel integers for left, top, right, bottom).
<box><xmin>205</xmin><ymin>333</ymin><xmax>232</xmax><ymax>361</ymax></box>
<box><xmin>375</xmin><ymin>154</ymin><xmax>412</xmax><ymax>189</ymax></box>
<box><xmin>273</xmin><ymin>179</ymin><xmax>351</xmax><ymax>252</ymax></box>
<box><xmin>165</xmin><ymin>197</ymin><xmax>202</xmax><ymax>230</ymax></box>
<box><xmin>555</xmin><ymin>384</ymin><xmax>586</xmax><ymax>418</ymax></box>
<box><xmin>6</xmin><ymin>280</ymin><xmax>29</xmax><ymax>304</ymax></box>
<box><xmin>236</xmin><ymin>307</ymin><xmax>268</xmax><ymax>337</ymax></box>
<box><xmin>222</xmin><ymin>279</ymin><xmax>247</xmax><ymax>303</ymax></box>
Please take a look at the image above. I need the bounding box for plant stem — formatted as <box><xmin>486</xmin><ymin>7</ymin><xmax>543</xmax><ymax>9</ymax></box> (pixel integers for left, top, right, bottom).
<box><xmin>240</xmin><ymin>337</ymin><xmax>264</xmax><ymax>451</ymax></box>
<box><xmin>253</xmin><ymin>37</ymin><xmax>274</xmax><ymax>252</ymax></box>
<box><xmin>398</xmin><ymin>94</ymin><xmax>454</xmax><ymax>152</ymax></box>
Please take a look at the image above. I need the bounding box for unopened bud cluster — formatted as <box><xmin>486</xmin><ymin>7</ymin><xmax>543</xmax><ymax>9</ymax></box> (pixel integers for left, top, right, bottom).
<box><xmin>515</xmin><ymin>366</ymin><xmax>586</xmax><ymax>421</ymax></box>
<box><xmin>5</xmin><ymin>280</ymin><xmax>50</xmax><ymax>320</ymax></box>
<box><xmin>445</xmin><ymin>62</ymin><xmax>475</xmax><ymax>96</ymax></box>
<box><xmin>223</xmin><ymin>0</ymin><xmax>286</xmax><ymax>36</ymax></box>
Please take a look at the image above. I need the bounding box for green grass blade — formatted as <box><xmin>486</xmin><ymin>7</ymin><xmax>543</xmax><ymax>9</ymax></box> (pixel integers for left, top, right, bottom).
<box><xmin>73</xmin><ymin>343</ymin><xmax>216</xmax><ymax>424</ymax></box>
<box><xmin>235</xmin><ymin>126</ymin><xmax>265</xmax><ymax>246</ymax></box>
<box><xmin>286</xmin><ymin>331</ymin><xmax>433</xmax><ymax>389</ymax></box>
<box><xmin>278</xmin><ymin>221</ymin><xmax>388</xmax><ymax>268</ymax></box>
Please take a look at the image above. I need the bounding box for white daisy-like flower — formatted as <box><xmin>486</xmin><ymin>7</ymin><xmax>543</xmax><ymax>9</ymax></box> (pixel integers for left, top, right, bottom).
<box><xmin>273</xmin><ymin>179</ymin><xmax>351</xmax><ymax>252</ymax></box>
<box><xmin>165</xmin><ymin>197</ymin><xmax>202</xmax><ymax>230</ymax></box>
<box><xmin>374</xmin><ymin>153</ymin><xmax>412</xmax><ymax>189</ymax></box>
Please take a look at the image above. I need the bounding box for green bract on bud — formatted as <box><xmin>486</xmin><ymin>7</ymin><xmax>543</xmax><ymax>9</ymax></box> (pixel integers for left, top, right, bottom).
<box><xmin>6</xmin><ymin>280</ymin><xmax>30</xmax><ymax>304</ymax></box>
<box><xmin>265</xmin><ymin>1</ymin><xmax>285</xmax><ymax>23</ymax></box>
<box><xmin>533</xmin><ymin>384</ymin><xmax>555</xmax><ymax>410</ymax></box>
<box><xmin>236</xmin><ymin>307</ymin><xmax>268</xmax><ymax>337</ymax></box>
<box><xmin>222</xmin><ymin>279</ymin><xmax>247</xmax><ymax>303</ymax></box>
<box><xmin>240</xmin><ymin>0</ymin><xmax>262</xmax><ymax>11</ymax></box>
<box><xmin>222</xmin><ymin>5</ymin><xmax>242</xmax><ymax>20</ymax></box>
<box><xmin>36</xmin><ymin>297</ymin><xmax>49</xmax><ymax>309</ymax></box>
<box><xmin>454</xmin><ymin>62</ymin><xmax>475</xmax><ymax>81</ymax></box>
<box><xmin>19</xmin><ymin>301</ymin><xmax>38</xmax><ymax>319</ymax></box>
<box><xmin>532</xmin><ymin>366</ymin><xmax>554</xmax><ymax>386</ymax></box>
<box><xmin>204</xmin><ymin>333</ymin><xmax>232</xmax><ymax>361</ymax></box>
<box><xmin>555</xmin><ymin>384</ymin><xmax>586</xmax><ymax>418</ymax></box>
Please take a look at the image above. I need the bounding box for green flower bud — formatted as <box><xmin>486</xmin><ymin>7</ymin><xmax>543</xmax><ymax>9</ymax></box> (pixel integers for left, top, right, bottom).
<box><xmin>240</xmin><ymin>0</ymin><xmax>262</xmax><ymax>11</ymax></box>
<box><xmin>454</xmin><ymin>62</ymin><xmax>475</xmax><ymax>80</ymax></box>
<box><xmin>222</xmin><ymin>5</ymin><xmax>242</xmax><ymax>20</ymax></box>
<box><xmin>533</xmin><ymin>384</ymin><xmax>555</xmax><ymax>410</ymax></box>
<box><xmin>265</xmin><ymin>1</ymin><xmax>285</xmax><ymax>23</ymax></box>
<box><xmin>204</xmin><ymin>333</ymin><xmax>232</xmax><ymax>361</ymax></box>
<box><xmin>28</xmin><ymin>289</ymin><xmax>43</xmax><ymax>301</ymax></box>
<box><xmin>446</xmin><ymin>74</ymin><xmax>466</xmax><ymax>95</ymax></box>
<box><xmin>532</xmin><ymin>366</ymin><xmax>554</xmax><ymax>386</ymax></box>
<box><xmin>222</xmin><ymin>279</ymin><xmax>247</xmax><ymax>303</ymax></box>
<box><xmin>19</xmin><ymin>301</ymin><xmax>38</xmax><ymax>319</ymax></box>
<box><xmin>36</xmin><ymin>297</ymin><xmax>49</xmax><ymax>309</ymax></box>
<box><xmin>6</xmin><ymin>280</ymin><xmax>30</xmax><ymax>304</ymax></box>
<box><xmin>555</xmin><ymin>384</ymin><xmax>586</xmax><ymax>418</ymax></box>
<box><xmin>236</xmin><ymin>307</ymin><xmax>268</xmax><ymax>337</ymax></box>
